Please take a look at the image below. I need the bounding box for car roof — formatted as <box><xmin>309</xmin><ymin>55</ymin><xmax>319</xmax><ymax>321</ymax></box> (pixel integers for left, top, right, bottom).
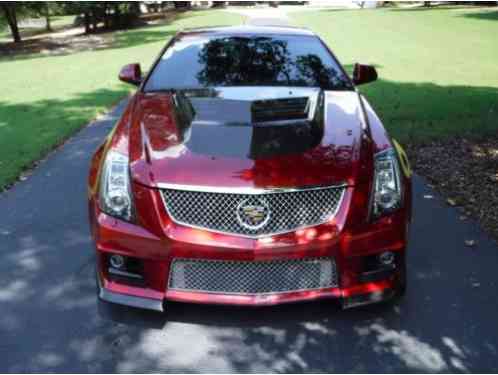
<box><xmin>178</xmin><ymin>25</ymin><xmax>316</xmax><ymax>38</ymax></box>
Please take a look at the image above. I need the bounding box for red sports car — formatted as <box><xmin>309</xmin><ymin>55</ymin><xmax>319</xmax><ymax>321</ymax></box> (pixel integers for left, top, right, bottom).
<box><xmin>89</xmin><ymin>26</ymin><xmax>412</xmax><ymax>312</ymax></box>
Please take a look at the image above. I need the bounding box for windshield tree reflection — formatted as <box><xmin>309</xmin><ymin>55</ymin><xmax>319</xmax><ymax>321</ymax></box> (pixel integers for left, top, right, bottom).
<box><xmin>145</xmin><ymin>35</ymin><xmax>352</xmax><ymax>91</ymax></box>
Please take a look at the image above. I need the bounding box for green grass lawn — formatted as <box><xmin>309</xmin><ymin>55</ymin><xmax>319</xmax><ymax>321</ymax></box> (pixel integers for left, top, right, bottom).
<box><xmin>292</xmin><ymin>6</ymin><xmax>498</xmax><ymax>142</ymax></box>
<box><xmin>0</xmin><ymin>10</ymin><xmax>244</xmax><ymax>190</ymax></box>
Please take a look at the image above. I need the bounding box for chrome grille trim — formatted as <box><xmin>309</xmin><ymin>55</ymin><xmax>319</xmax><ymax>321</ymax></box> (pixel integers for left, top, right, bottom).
<box><xmin>161</xmin><ymin>184</ymin><xmax>346</xmax><ymax>238</ymax></box>
<box><xmin>168</xmin><ymin>258</ymin><xmax>338</xmax><ymax>295</ymax></box>
<box><xmin>156</xmin><ymin>182</ymin><xmax>347</xmax><ymax>194</ymax></box>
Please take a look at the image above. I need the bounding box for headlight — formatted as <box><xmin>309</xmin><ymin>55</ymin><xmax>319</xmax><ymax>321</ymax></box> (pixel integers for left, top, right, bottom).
<box><xmin>372</xmin><ymin>148</ymin><xmax>402</xmax><ymax>217</ymax></box>
<box><xmin>99</xmin><ymin>151</ymin><xmax>134</xmax><ymax>221</ymax></box>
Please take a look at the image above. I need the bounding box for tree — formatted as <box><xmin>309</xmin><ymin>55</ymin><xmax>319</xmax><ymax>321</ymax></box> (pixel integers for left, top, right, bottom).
<box><xmin>174</xmin><ymin>2</ymin><xmax>191</xmax><ymax>9</ymax></box>
<box><xmin>1</xmin><ymin>2</ymin><xmax>21</xmax><ymax>43</ymax></box>
<box><xmin>0</xmin><ymin>2</ymin><xmax>62</xmax><ymax>43</ymax></box>
<box><xmin>196</xmin><ymin>37</ymin><xmax>292</xmax><ymax>87</ymax></box>
<box><xmin>62</xmin><ymin>2</ymin><xmax>99</xmax><ymax>34</ymax></box>
<box><xmin>44</xmin><ymin>2</ymin><xmax>52</xmax><ymax>31</ymax></box>
<box><xmin>26</xmin><ymin>2</ymin><xmax>60</xmax><ymax>32</ymax></box>
<box><xmin>63</xmin><ymin>2</ymin><xmax>141</xmax><ymax>34</ymax></box>
<box><xmin>40</xmin><ymin>2</ymin><xmax>60</xmax><ymax>32</ymax></box>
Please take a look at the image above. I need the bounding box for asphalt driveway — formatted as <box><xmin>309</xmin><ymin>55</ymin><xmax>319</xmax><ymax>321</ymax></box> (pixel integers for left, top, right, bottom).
<box><xmin>1</xmin><ymin>95</ymin><xmax>498</xmax><ymax>373</ymax></box>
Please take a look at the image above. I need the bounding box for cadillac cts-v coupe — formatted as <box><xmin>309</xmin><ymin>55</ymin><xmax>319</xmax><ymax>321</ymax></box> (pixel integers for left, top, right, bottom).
<box><xmin>89</xmin><ymin>26</ymin><xmax>412</xmax><ymax>312</ymax></box>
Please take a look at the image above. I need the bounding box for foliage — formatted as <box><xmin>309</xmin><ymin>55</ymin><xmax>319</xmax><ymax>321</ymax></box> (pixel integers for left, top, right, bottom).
<box><xmin>25</xmin><ymin>2</ymin><xmax>62</xmax><ymax>31</ymax></box>
<box><xmin>62</xmin><ymin>2</ymin><xmax>142</xmax><ymax>34</ymax></box>
<box><xmin>1</xmin><ymin>2</ymin><xmax>65</xmax><ymax>42</ymax></box>
<box><xmin>195</xmin><ymin>36</ymin><xmax>348</xmax><ymax>89</ymax></box>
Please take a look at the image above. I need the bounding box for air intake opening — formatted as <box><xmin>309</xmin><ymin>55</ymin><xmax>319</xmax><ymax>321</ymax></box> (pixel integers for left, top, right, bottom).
<box><xmin>251</xmin><ymin>97</ymin><xmax>310</xmax><ymax>123</ymax></box>
<box><xmin>107</xmin><ymin>254</ymin><xmax>145</xmax><ymax>286</ymax></box>
<box><xmin>169</xmin><ymin>258</ymin><xmax>338</xmax><ymax>294</ymax></box>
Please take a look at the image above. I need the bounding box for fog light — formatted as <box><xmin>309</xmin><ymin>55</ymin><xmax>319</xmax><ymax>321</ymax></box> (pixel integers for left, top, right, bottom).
<box><xmin>379</xmin><ymin>251</ymin><xmax>395</xmax><ymax>266</ymax></box>
<box><xmin>109</xmin><ymin>254</ymin><xmax>125</xmax><ymax>269</ymax></box>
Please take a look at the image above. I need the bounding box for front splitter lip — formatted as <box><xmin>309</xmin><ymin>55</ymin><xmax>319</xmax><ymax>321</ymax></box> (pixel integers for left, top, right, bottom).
<box><xmin>97</xmin><ymin>283</ymin><xmax>396</xmax><ymax>311</ymax></box>
<box><xmin>96</xmin><ymin>263</ymin><xmax>402</xmax><ymax>311</ymax></box>
<box><xmin>164</xmin><ymin>278</ymin><xmax>396</xmax><ymax>307</ymax></box>
<box><xmin>98</xmin><ymin>278</ymin><xmax>341</xmax><ymax>310</ymax></box>
<box><xmin>97</xmin><ymin>273</ymin><xmax>164</xmax><ymax>312</ymax></box>
<box><xmin>165</xmin><ymin>288</ymin><xmax>342</xmax><ymax>307</ymax></box>
<box><xmin>98</xmin><ymin>277</ymin><xmax>396</xmax><ymax>311</ymax></box>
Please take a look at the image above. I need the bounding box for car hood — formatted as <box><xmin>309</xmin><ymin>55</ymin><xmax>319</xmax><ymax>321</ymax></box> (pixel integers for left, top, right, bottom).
<box><xmin>128</xmin><ymin>87</ymin><xmax>373</xmax><ymax>189</ymax></box>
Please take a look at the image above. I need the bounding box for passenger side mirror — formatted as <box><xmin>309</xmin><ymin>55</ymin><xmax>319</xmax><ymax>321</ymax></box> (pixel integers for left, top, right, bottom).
<box><xmin>352</xmin><ymin>63</ymin><xmax>377</xmax><ymax>85</ymax></box>
<box><xmin>119</xmin><ymin>63</ymin><xmax>142</xmax><ymax>86</ymax></box>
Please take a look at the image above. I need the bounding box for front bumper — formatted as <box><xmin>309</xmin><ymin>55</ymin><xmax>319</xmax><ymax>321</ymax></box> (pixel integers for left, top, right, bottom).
<box><xmin>92</xmin><ymin>186</ymin><xmax>407</xmax><ymax>312</ymax></box>
<box><xmin>97</xmin><ymin>274</ymin><xmax>398</xmax><ymax>312</ymax></box>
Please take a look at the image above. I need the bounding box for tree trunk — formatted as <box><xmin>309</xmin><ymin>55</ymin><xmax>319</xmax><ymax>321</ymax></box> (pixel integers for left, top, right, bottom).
<box><xmin>103</xmin><ymin>3</ymin><xmax>110</xmax><ymax>30</ymax></box>
<box><xmin>91</xmin><ymin>9</ymin><xmax>98</xmax><ymax>31</ymax></box>
<box><xmin>1</xmin><ymin>4</ymin><xmax>21</xmax><ymax>43</ymax></box>
<box><xmin>113</xmin><ymin>3</ymin><xmax>121</xmax><ymax>29</ymax></box>
<box><xmin>45</xmin><ymin>3</ymin><xmax>52</xmax><ymax>32</ymax></box>
<box><xmin>83</xmin><ymin>11</ymin><xmax>91</xmax><ymax>34</ymax></box>
<box><xmin>130</xmin><ymin>2</ymin><xmax>141</xmax><ymax>16</ymax></box>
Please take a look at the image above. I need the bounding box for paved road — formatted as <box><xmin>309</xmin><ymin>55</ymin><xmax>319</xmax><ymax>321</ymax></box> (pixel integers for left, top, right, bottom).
<box><xmin>231</xmin><ymin>6</ymin><xmax>291</xmax><ymax>26</ymax></box>
<box><xmin>227</xmin><ymin>3</ymin><xmax>361</xmax><ymax>26</ymax></box>
<box><xmin>1</xmin><ymin>94</ymin><xmax>498</xmax><ymax>373</ymax></box>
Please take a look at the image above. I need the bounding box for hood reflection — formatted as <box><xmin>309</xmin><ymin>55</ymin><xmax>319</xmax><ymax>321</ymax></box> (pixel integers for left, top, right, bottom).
<box><xmin>170</xmin><ymin>88</ymin><xmax>325</xmax><ymax>160</ymax></box>
<box><xmin>132</xmin><ymin>90</ymin><xmax>363</xmax><ymax>189</ymax></box>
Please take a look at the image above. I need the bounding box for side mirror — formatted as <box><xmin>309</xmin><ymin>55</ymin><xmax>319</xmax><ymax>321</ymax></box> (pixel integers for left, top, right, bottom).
<box><xmin>119</xmin><ymin>63</ymin><xmax>142</xmax><ymax>86</ymax></box>
<box><xmin>352</xmin><ymin>63</ymin><xmax>377</xmax><ymax>85</ymax></box>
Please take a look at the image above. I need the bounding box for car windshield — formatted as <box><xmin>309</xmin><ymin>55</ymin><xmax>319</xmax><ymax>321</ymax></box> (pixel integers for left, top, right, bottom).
<box><xmin>144</xmin><ymin>34</ymin><xmax>352</xmax><ymax>91</ymax></box>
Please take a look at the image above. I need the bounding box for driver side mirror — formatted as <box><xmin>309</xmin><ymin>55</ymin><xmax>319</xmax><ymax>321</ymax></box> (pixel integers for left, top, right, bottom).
<box><xmin>353</xmin><ymin>63</ymin><xmax>377</xmax><ymax>85</ymax></box>
<box><xmin>119</xmin><ymin>63</ymin><xmax>142</xmax><ymax>86</ymax></box>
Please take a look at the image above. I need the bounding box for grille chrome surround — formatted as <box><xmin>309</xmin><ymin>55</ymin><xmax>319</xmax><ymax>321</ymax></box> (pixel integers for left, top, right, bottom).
<box><xmin>168</xmin><ymin>258</ymin><xmax>338</xmax><ymax>295</ymax></box>
<box><xmin>161</xmin><ymin>185</ymin><xmax>346</xmax><ymax>238</ymax></box>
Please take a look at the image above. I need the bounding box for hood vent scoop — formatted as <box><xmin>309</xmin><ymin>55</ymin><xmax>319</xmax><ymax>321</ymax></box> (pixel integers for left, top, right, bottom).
<box><xmin>251</xmin><ymin>97</ymin><xmax>310</xmax><ymax>124</ymax></box>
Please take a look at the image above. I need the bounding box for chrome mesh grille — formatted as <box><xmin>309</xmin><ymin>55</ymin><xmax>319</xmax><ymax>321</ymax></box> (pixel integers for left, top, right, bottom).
<box><xmin>168</xmin><ymin>258</ymin><xmax>338</xmax><ymax>295</ymax></box>
<box><xmin>161</xmin><ymin>186</ymin><xmax>345</xmax><ymax>237</ymax></box>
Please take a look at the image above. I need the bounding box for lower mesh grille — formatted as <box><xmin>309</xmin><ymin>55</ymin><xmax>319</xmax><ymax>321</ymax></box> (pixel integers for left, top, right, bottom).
<box><xmin>168</xmin><ymin>258</ymin><xmax>338</xmax><ymax>295</ymax></box>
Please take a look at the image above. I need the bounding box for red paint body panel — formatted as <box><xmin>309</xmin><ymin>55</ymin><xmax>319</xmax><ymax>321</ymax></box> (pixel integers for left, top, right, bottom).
<box><xmin>128</xmin><ymin>91</ymin><xmax>369</xmax><ymax>189</ymax></box>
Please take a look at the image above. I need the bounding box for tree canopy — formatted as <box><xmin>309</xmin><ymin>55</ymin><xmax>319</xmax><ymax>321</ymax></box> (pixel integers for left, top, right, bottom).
<box><xmin>1</xmin><ymin>2</ymin><xmax>142</xmax><ymax>43</ymax></box>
